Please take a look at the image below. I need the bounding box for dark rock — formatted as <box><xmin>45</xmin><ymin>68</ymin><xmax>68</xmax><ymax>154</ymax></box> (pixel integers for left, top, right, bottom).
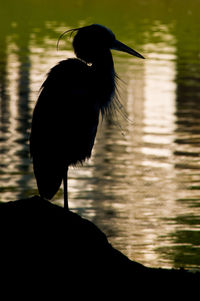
<box><xmin>0</xmin><ymin>196</ymin><xmax>199</xmax><ymax>297</ymax></box>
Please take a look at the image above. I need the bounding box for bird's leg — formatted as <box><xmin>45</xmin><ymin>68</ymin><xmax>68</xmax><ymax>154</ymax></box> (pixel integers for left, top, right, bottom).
<box><xmin>63</xmin><ymin>167</ymin><xmax>69</xmax><ymax>210</ymax></box>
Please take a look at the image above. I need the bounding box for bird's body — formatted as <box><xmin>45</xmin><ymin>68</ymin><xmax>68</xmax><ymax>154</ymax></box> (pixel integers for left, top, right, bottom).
<box><xmin>30</xmin><ymin>56</ymin><xmax>115</xmax><ymax>200</ymax></box>
<box><xmin>30</xmin><ymin>24</ymin><xmax>144</xmax><ymax>209</ymax></box>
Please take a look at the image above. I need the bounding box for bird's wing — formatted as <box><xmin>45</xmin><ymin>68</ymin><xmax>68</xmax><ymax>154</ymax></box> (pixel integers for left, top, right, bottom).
<box><xmin>30</xmin><ymin>59</ymin><xmax>99</xmax><ymax>200</ymax></box>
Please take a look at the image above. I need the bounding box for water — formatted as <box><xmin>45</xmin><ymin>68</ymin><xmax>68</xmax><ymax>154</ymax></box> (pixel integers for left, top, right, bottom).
<box><xmin>0</xmin><ymin>0</ymin><xmax>200</xmax><ymax>269</ymax></box>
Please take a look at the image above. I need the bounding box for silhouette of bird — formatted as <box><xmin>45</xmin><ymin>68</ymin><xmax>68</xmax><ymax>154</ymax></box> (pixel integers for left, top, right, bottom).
<box><xmin>30</xmin><ymin>24</ymin><xmax>144</xmax><ymax>210</ymax></box>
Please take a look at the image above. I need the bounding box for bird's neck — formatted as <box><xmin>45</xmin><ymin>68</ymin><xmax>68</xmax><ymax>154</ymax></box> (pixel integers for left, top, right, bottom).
<box><xmin>91</xmin><ymin>50</ymin><xmax>114</xmax><ymax>74</ymax></box>
<box><xmin>90</xmin><ymin>51</ymin><xmax>116</xmax><ymax>114</ymax></box>
<box><xmin>91</xmin><ymin>51</ymin><xmax>115</xmax><ymax>92</ymax></box>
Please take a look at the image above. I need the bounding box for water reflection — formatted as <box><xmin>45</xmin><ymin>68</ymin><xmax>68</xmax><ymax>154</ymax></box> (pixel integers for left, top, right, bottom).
<box><xmin>1</xmin><ymin>41</ymin><xmax>20</xmax><ymax>201</ymax></box>
<box><xmin>0</xmin><ymin>12</ymin><xmax>200</xmax><ymax>269</ymax></box>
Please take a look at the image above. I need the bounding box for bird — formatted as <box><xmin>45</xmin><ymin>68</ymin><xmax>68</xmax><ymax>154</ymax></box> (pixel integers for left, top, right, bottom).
<box><xmin>30</xmin><ymin>24</ymin><xmax>144</xmax><ymax>210</ymax></box>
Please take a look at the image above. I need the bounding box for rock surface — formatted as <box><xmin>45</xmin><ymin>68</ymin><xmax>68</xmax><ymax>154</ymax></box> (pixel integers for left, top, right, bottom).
<box><xmin>0</xmin><ymin>196</ymin><xmax>199</xmax><ymax>297</ymax></box>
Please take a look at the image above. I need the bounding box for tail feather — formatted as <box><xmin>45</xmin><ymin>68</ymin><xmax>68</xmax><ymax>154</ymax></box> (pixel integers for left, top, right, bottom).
<box><xmin>33</xmin><ymin>157</ymin><xmax>63</xmax><ymax>200</ymax></box>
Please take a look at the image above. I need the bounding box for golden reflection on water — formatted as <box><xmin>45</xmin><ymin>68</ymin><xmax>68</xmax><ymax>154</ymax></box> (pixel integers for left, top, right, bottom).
<box><xmin>0</xmin><ymin>17</ymin><xmax>200</xmax><ymax>269</ymax></box>
<box><xmin>1</xmin><ymin>41</ymin><xmax>20</xmax><ymax>201</ymax></box>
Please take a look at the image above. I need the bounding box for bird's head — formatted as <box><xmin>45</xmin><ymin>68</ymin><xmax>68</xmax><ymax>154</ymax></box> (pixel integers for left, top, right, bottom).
<box><xmin>58</xmin><ymin>24</ymin><xmax>144</xmax><ymax>64</ymax></box>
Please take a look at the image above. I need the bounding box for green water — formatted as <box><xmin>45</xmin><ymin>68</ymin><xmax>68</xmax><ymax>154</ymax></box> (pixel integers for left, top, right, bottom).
<box><xmin>0</xmin><ymin>0</ymin><xmax>200</xmax><ymax>269</ymax></box>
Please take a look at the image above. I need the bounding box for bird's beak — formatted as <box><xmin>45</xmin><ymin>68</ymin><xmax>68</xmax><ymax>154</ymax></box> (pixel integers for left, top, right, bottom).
<box><xmin>112</xmin><ymin>40</ymin><xmax>145</xmax><ymax>59</ymax></box>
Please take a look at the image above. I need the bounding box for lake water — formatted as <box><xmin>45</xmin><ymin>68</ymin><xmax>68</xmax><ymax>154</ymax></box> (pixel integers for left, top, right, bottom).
<box><xmin>0</xmin><ymin>0</ymin><xmax>200</xmax><ymax>269</ymax></box>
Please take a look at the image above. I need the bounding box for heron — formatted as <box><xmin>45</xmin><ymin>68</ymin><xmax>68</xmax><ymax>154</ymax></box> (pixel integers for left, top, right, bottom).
<box><xmin>30</xmin><ymin>24</ymin><xmax>144</xmax><ymax>210</ymax></box>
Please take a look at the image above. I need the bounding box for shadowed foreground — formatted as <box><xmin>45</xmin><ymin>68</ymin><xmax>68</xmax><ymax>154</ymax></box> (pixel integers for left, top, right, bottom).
<box><xmin>0</xmin><ymin>196</ymin><xmax>199</xmax><ymax>297</ymax></box>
